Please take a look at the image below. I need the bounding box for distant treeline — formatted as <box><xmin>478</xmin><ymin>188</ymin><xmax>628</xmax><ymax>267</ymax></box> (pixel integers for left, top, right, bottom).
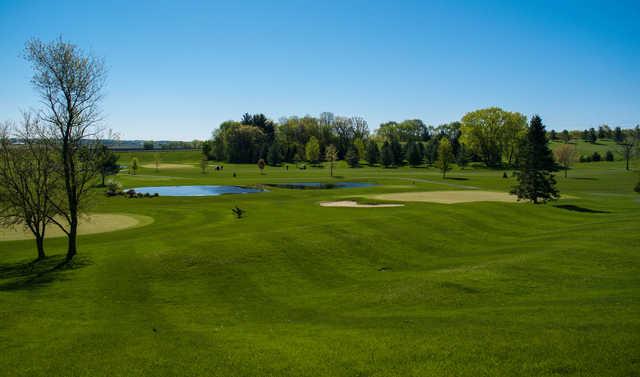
<box><xmin>202</xmin><ymin>109</ymin><xmax>639</xmax><ymax>168</ymax></box>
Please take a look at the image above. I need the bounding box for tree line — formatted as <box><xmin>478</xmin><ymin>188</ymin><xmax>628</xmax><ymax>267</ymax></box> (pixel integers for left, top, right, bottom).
<box><xmin>204</xmin><ymin>108</ymin><xmax>639</xmax><ymax>169</ymax></box>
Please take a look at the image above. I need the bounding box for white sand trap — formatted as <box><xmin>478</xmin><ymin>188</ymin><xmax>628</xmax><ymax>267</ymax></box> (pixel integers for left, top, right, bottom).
<box><xmin>141</xmin><ymin>163</ymin><xmax>195</xmax><ymax>169</ymax></box>
<box><xmin>0</xmin><ymin>213</ymin><xmax>154</xmax><ymax>241</ymax></box>
<box><xmin>320</xmin><ymin>200</ymin><xmax>404</xmax><ymax>208</ymax></box>
<box><xmin>370</xmin><ymin>191</ymin><xmax>520</xmax><ymax>204</ymax></box>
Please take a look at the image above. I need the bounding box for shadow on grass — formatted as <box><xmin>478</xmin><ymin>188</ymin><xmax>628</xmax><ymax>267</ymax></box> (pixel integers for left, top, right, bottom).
<box><xmin>553</xmin><ymin>204</ymin><xmax>610</xmax><ymax>214</ymax></box>
<box><xmin>445</xmin><ymin>177</ymin><xmax>469</xmax><ymax>181</ymax></box>
<box><xmin>572</xmin><ymin>177</ymin><xmax>598</xmax><ymax>181</ymax></box>
<box><xmin>0</xmin><ymin>255</ymin><xmax>91</xmax><ymax>291</ymax></box>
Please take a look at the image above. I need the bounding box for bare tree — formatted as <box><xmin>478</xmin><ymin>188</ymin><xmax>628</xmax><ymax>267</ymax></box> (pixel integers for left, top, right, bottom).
<box><xmin>619</xmin><ymin>137</ymin><xmax>635</xmax><ymax>171</ymax></box>
<box><xmin>554</xmin><ymin>143</ymin><xmax>578</xmax><ymax>178</ymax></box>
<box><xmin>0</xmin><ymin>114</ymin><xmax>61</xmax><ymax>260</ymax></box>
<box><xmin>25</xmin><ymin>38</ymin><xmax>106</xmax><ymax>262</ymax></box>
<box><xmin>325</xmin><ymin>145</ymin><xmax>338</xmax><ymax>177</ymax></box>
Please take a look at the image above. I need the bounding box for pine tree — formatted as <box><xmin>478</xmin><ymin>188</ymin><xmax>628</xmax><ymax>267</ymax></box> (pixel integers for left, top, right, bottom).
<box><xmin>390</xmin><ymin>137</ymin><xmax>404</xmax><ymax>165</ymax></box>
<box><xmin>345</xmin><ymin>146</ymin><xmax>360</xmax><ymax>167</ymax></box>
<box><xmin>381</xmin><ymin>141</ymin><xmax>394</xmax><ymax>167</ymax></box>
<box><xmin>406</xmin><ymin>141</ymin><xmax>423</xmax><ymax>166</ymax></box>
<box><xmin>511</xmin><ymin>115</ymin><xmax>559</xmax><ymax>203</ymax></box>
<box><xmin>365</xmin><ymin>140</ymin><xmax>380</xmax><ymax>165</ymax></box>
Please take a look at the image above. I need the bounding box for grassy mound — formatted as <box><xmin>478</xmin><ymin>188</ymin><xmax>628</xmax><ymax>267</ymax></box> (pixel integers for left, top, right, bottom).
<box><xmin>0</xmin><ymin>213</ymin><xmax>153</xmax><ymax>241</ymax></box>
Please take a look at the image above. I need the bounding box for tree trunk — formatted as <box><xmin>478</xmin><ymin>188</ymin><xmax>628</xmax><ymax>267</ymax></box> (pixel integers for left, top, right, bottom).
<box><xmin>66</xmin><ymin>217</ymin><xmax>77</xmax><ymax>261</ymax></box>
<box><xmin>101</xmin><ymin>173</ymin><xmax>105</xmax><ymax>186</ymax></box>
<box><xmin>564</xmin><ymin>168</ymin><xmax>568</xmax><ymax>178</ymax></box>
<box><xmin>36</xmin><ymin>236</ymin><xmax>46</xmax><ymax>260</ymax></box>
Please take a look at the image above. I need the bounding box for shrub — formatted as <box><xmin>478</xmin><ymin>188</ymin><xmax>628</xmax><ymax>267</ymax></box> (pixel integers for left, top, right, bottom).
<box><xmin>605</xmin><ymin>150</ymin><xmax>614</xmax><ymax>161</ymax></box>
<box><xmin>591</xmin><ymin>152</ymin><xmax>601</xmax><ymax>162</ymax></box>
<box><xmin>105</xmin><ymin>180</ymin><xmax>123</xmax><ymax>197</ymax></box>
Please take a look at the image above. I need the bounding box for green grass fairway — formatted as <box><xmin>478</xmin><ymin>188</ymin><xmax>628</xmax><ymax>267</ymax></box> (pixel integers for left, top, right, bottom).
<box><xmin>1</xmin><ymin>151</ymin><xmax>639</xmax><ymax>376</ymax></box>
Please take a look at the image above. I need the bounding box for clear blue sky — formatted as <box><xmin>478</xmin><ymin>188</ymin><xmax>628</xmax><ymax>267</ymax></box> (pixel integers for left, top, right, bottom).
<box><xmin>1</xmin><ymin>0</ymin><xmax>638</xmax><ymax>140</ymax></box>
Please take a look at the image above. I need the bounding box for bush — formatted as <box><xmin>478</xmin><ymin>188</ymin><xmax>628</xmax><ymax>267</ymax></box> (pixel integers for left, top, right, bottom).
<box><xmin>592</xmin><ymin>152</ymin><xmax>601</xmax><ymax>162</ymax></box>
<box><xmin>579</xmin><ymin>155</ymin><xmax>592</xmax><ymax>163</ymax></box>
<box><xmin>635</xmin><ymin>179</ymin><xmax>640</xmax><ymax>194</ymax></box>
<box><xmin>105</xmin><ymin>180</ymin><xmax>123</xmax><ymax>197</ymax></box>
<box><xmin>605</xmin><ymin>150</ymin><xmax>614</xmax><ymax>161</ymax></box>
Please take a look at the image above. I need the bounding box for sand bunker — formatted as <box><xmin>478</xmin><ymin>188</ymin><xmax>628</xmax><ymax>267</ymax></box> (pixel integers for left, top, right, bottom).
<box><xmin>320</xmin><ymin>200</ymin><xmax>404</xmax><ymax>208</ymax></box>
<box><xmin>370</xmin><ymin>191</ymin><xmax>519</xmax><ymax>204</ymax></box>
<box><xmin>141</xmin><ymin>163</ymin><xmax>195</xmax><ymax>169</ymax></box>
<box><xmin>0</xmin><ymin>213</ymin><xmax>154</xmax><ymax>241</ymax></box>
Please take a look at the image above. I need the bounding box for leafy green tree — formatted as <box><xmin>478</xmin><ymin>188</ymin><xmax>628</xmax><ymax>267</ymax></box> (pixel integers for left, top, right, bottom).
<box><xmin>456</xmin><ymin>143</ymin><xmax>469</xmax><ymax>169</ymax></box>
<box><xmin>435</xmin><ymin>138</ymin><xmax>454</xmax><ymax>178</ymax></box>
<box><xmin>560</xmin><ymin>130</ymin><xmax>571</xmax><ymax>143</ymax></box>
<box><xmin>97</xmin><ymin>145</ymin><xmax>120</xmax><ymax>186</ymax></box>
<box><xmin>305</xmin><ymin>136</ymin><xmax>320</xmax><ymax>164</ymax></box>
<box><xmin>345</xmin><ymin>147</ymin><xmax>360</xmax><ymax>167</ymax></box>
<box><xmin>353</xmin><ymin>138</ymin><xmax>366</xmax><ymax>160</ymax></box>
<box><xmin>406</xmin><ymin>141</ymin><xmax>423</xmax><ymax>167</ymax></box>
<box><xmin>130</xmin><ymin>157</ymin><xmax>139</xmax><ymax>175</ymax></box>
<box><xmin>365</xmin><ymin>140</ymin><xmax>380</xmax><ymax>165</ymax></box>
<box><xmin>325</xmin><ymin>145</ymin><xmax>338</xmax><ymax>176</ymax></box>
<box><xmin>202</xmin><ymin>140</ymin><xmax>212</xmax><ymax>158</ymax></box>
<box><xmin>225</xmin><ymin>124</ymin><xmax>264</xmax><ymax>163</ymax></box>
<box><xmin>267</xmin><ymin>141</ymin><xmax>282</xmax><ymax>166</ymax></box>
<box><xmin>381</xmin><ymin>141</ymin><xmax>394</xmax><ymax>167</ymax></box>
<box><xmin>461</xmin><ymin>107</ymin><xmax>526</xmax><ymax>167</ymax></box>
<box><xmin>510</xmin><ymin>115</ymin><xmax>559</xmax><ymax>203</ymax></box>
<box><xmin>143</xmin><ymin>140</ymin><xmax>154</xmax><ymax>150</ymax></box>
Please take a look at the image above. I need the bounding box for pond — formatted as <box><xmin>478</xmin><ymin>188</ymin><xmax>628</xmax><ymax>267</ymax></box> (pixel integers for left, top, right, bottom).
<box><xmin>129</xmin><ymin>185</ymin><xmax>265</xmax><ymax>197</ymax></box>
<box><xmin>267</xmin><ymin>182</ymin><xmax>376</xmax><ymax>190</ymax></box>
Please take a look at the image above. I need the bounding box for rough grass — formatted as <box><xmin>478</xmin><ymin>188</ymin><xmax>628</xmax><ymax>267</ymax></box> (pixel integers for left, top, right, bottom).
<box><xmin>140</xmin><ymin>163</ymin><xmax>195</xmax><ymax>169</ymax></box>
<box><xmin>0</xmin><ymin>150</ymin><xmax>638</xmax><ymax>376</ymax></box>
<box><xmin>319</xmin><ymin>200</ymin><xmax>404</xmax><ymax>208</ymax></box>
<box><xmin>0</xmin><ymin>213</ymin><xmax>153</xmax><ymax>241</ymax></box>
<box><xmin>369</xmin><ymin>190</ymin><xmax>520</xmax><ymax>203</ymax></box>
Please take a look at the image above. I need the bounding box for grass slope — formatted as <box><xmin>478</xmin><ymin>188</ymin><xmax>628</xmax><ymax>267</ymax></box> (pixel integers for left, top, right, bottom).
<box><xmin>0</xmin><ymin>152</ymin><xmax>639</xmax><ymax>376</ymax></box>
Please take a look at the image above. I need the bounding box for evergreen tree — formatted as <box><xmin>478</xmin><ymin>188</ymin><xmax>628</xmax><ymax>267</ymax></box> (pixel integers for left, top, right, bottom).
<box><xmin>390</xmin><ymin>137</ymin><xmax>404</xmax><ymax>165</ymax></box>
<box><xmin>613</xmin><ymin>127</ymin><xmax>624</xmax><ymax>143</ymax></box>
<box><xmin>588</xmin><ymin>127</ymin><xmax>597</xmax><ymax>143</ymax></box>
<box><xmin>381</xmin><ymin>141</ymin><xmax>394</xmax><ymax>167</ymax></box>
<box><xmin>511</xmin><ymin>115</ymin><xmax>559</xmax><ymax>203</ymax></box>
<box><xmin>406</xmin><ymin>141</ymin><xmax>423</xmax><ymax>166</ymax></box>
<box><xmin>345</xmin><ymin>146</ymin><xmax>360</xmax><ymax>167</ymax></box>
<box><xmin>365</xmin><ymin>140</ymin><xmax>380</xmax><ymax>165</ymax></box>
